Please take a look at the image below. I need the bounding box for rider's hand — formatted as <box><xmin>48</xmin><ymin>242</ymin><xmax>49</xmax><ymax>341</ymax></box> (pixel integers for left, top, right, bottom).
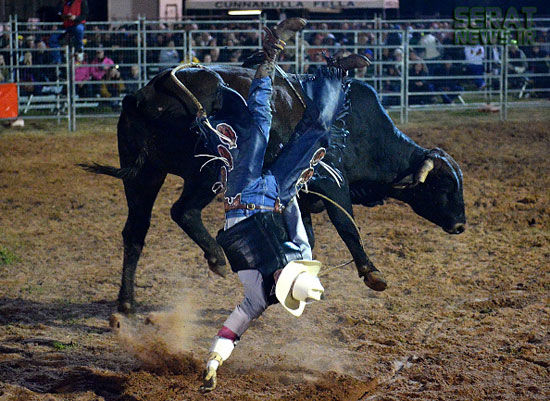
<box><xmin>199</xmin><ymin>365</ymin><xmax>217</xmax><ymax>392</ymax></box>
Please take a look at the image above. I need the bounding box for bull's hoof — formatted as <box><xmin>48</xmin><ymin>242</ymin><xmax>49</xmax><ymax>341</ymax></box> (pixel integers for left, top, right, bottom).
<box><xmin>109</xmin><ymin>313</ymin><xmax>123</xmax><ymax>331</ymax></box>
<box><xmin>207</xmin><ymin>258</ymin><xmax>229</xmax><ymax>278</ymax></box>
<box><xmin>117</xmin><ymin>301</ymin><xmax>135</xmax><ymax>315</ymax></box>
<box><xmin>144</xmin><ymin>312</ymin><xmax>162</xmax><ymax>326</ymax></box>
<box><xmin>364</xmin><ymin>270</ymin><xmax>387</xmax><ymax>292</ymax></box>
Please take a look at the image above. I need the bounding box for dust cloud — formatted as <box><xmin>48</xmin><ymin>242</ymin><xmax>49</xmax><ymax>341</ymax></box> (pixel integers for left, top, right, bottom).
<box><xmin>109</xmin><ymin>301</ymin><xmax>202</xmax><ymax>375</ymax></box>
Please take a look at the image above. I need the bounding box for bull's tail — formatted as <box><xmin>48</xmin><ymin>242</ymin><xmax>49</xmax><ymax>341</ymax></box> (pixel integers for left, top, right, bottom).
<box><xmin>78</xmin><ymin>148</ymin><xmax>147</xmax><ymax>180</ymax></box>
<box><xmin>79</xmin><ymin>93</ymin><xmax>148</xmax><ymax>180</ymax></box>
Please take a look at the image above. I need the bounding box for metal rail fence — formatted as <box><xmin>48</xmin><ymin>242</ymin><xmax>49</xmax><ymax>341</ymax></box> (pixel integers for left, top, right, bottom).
<box><xmin>1</xmin><ymin>15</ymin><xmax>549</xmax><ymax>130</ymax></box>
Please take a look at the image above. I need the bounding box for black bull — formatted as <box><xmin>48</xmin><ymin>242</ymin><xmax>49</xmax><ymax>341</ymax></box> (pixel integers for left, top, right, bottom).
<box><xmin>81</xmin><ymin>65</ymin><xmax>466</xmax><ymax>314</ymax></box>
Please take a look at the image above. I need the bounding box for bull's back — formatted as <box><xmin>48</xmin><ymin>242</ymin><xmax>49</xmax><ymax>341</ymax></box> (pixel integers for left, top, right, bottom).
<box><xmin>213</xmin><ymin>66</ymin><xmax>305</xmax><ymax>164</ymax></box>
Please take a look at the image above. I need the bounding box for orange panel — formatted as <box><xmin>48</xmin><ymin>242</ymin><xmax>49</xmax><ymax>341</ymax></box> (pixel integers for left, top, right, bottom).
<box><xmin>0</xmin><ymin>83</ymin><xmax>18</xmax><ymax>119</ymax></box>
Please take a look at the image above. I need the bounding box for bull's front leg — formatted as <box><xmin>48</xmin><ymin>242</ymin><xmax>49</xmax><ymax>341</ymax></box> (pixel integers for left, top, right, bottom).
<box><xmin>308</xmin><ymin>178</ymin><xmax>387</xmax><ymax>291</ymax></box>
<box><xmin>170</xmin><ymin>177</ymin><xmax>229</xmax><ymax>277</ymax></box>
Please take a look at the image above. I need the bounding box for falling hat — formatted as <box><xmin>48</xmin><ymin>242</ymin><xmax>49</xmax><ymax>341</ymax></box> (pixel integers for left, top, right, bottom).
<box><xmin>275</xmin><ymin>260</ymin><xmax>324</xmax><ymax>317</ymax></box>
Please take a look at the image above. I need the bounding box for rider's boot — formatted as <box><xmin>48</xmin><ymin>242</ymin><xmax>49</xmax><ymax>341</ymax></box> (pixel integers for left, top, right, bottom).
<box><xmin>324</xmin><ymin>52</ymin><xmax>371</xmax><ymax>77</ymax></box>
<box><xmin>254</xmin><ymin>18</ymin><xmax>307</xmax><ymax>79</ymax></box>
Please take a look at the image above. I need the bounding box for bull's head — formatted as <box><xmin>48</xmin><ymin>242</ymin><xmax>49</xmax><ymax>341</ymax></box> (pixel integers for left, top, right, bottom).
<box><xmin>392</xmin><ymin>148</ymin><xmax>466</xmax><ymax>234</ymax></box>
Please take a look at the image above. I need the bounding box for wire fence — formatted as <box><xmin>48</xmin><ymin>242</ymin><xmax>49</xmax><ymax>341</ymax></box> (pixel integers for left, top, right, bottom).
<box><xmin>1</xmin><ymin>15</ymin><xmax>549</xmax><ymax>130</ymax></box>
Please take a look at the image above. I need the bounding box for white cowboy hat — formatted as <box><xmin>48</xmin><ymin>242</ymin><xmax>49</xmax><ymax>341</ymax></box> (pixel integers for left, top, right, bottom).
<box><xmin>275</xmin><ymin>260</ymin><xmax>324</xmax><ymax>317</ymax></box>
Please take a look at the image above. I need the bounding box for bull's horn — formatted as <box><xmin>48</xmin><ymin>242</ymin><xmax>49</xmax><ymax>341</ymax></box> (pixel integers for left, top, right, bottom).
<box><xmin>416</xmin><ymin>159</ymin><xmax>434</xmax><ymax>183</ymax></box>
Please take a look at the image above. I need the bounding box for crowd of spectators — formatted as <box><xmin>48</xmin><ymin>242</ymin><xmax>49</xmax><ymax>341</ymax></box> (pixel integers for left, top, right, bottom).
<box><xmin>0</xmin><ymin>18</ymin><xmax>549</xmax><ymax>108</ymax></box>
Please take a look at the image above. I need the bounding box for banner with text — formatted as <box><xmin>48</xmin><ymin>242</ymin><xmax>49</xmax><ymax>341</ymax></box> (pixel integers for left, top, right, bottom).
<box><xmin>186</xmin><ymin>0</ymin><xmax>399</xmax><ymax>10</ymax></box>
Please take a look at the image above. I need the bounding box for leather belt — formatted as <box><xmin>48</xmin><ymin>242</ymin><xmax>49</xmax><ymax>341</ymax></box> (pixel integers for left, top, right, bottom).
<box><xmin>225</xmin><ymin>197</ymin><xmax>283</xmax><ymax>213</ymax></box>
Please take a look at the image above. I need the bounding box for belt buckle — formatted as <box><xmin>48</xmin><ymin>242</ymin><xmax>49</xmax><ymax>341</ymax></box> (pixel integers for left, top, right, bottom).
<box><xmin>246</xmin><ymin>203</ymin><xmax>256</xmax><ymax>210</ymax></box>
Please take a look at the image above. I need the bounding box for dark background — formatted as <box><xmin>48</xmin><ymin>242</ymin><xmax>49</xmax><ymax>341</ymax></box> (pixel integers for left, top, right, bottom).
<box><xmin>1</xmin><ymin>0</ymin><xmax>548</xmax><ymax>22</ymax></box>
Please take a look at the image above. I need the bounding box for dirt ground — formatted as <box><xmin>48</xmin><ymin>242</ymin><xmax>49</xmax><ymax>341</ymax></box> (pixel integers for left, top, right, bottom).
<box><xmin>0</xmin><ymin>110</ymin><xmax>548</xmax><ymax>401</ymax></box>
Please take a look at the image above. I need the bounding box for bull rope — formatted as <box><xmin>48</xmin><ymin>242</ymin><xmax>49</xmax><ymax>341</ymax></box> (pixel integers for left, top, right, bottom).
<box><xmin>170</xmin><ymin>63</ymin><xmax>209</xmax><ymax>117</ymax></box>
<box><xmin>274</xmin><ymin>64</ymin><xmax>307</xmax><ymax>109</ymax></box>
<box><xmin>170</xmin><ymin>64</ymin><xmax>359</xmax><ymax>276</ymax></box>
<box><xmin>170</xmin><ymin>63</ymin><xmax>306</xmax><ymax>117</ymax></box>
<box><xmin>170</xmin><ymin>63</ymin><xmax>222</xmax><ymax>136</ymax></box>
<box><xmin>302</xmin><ymin>189</ymin><xmax>363</xmax><ymax>277</ymax></box>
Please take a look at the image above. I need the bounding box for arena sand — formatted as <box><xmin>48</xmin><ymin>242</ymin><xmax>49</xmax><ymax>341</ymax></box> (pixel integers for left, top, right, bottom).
<box><xmin>0</xmin><ymin>111</ymin><xmax>548</xmax><ymax>400</ymax></box>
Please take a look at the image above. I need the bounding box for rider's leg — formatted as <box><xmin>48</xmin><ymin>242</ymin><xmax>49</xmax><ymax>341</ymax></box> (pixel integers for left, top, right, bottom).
<box><xmin>247</xmin><ymin>18</ymin><xmax>307</xmax><ymax>139</ymax></box>
<box><xmin>269</xmin><ymin>67</ymin><xmax>348</xmax><ymax>205</ymax></box>
<box><xmin>219</xmin><ymin>18</ymin><xmax>306</xmax><ymax>206</ymax></box>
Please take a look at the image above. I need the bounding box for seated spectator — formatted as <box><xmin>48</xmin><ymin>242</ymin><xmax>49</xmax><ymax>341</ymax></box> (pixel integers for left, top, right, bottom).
<box><xmin>241</xmin><ymin>31</ymin><xmax>260</xmax><ymax>59</ymax></box>
<box><xmin>381</xmin><ymin>64</ymin><xmax>401</xmax><ymax>106</ymax></box>
<box><xmin>464</xmin><ymin>45</ymin><xmax>486</xmax><ymax>89</ymax></box>
<box><xmin>507</xmin><ymin>44</ymin><xmax>528</xmax><ymax>89</ymax></box>
<box><xmin>527</xmin><ymin>44</ymin><xmax>549</xmax><ymax>98</ymax></box>
<box><xmin>434</xmin><ymin>62</ymin><xmax>463</xmax><ymax>104</ymax></box>
<box><xmin>304</xmin><ymin>51</ymin><xmax>324</xmax><ymax>74</ymax></box>
<box><xmin>409</xmin><ymin>62</ymin><xmax>433</xmax><ymax>105</ymax></box>
<box><xmin>90</xmin><ymin>48</ymin><xmax>114</xmax><ymax>81</ymax></box>
<box><xmin>409</xmin><ymin>50</ymin><xmax>429</xmax><ymax>73</ymax></box>
<box><xmin>419</xmin><ymin>27</ymin><xmax>442</xmax><ymax>73</ymax></box>
<box><xmin>323</xmin><ymin>33</ymin><xmax>339</xmax><ymax>56</ymax></box>
<box><xmin>74</xmin><ymin>53</ymin><xmax>91</xmax><ymax>97</ymax></box>
<box><xmin>209</xmin><ymin>47</ymin><xmax>220</xmax><ymax>63</ymax></box>
<box><xmin>228</xmin><ymin>50</ymin><xmax>241</xmax><ymax>64</ymax></box>
<box><xmin>352</xmin><ymin>49</ymin><xmax>374</xmax><ymax>84</ymax></box>
<box><xmin>100</xmin><ymin>65</ymin><xmax>125</xmax><ymax>110</ymax></box>
<box><xmin>24</xmin><ymin>35</ymin><xmax>36</xmax><ymax>50</ymax></box>
<box><xmin>441</xmin><ymin>31</ymin><xmax>463</xmax><ymax>62</ymax></box>
<box><xmin>385</xmin><ymin>26</ymin><xmax>402</xmax><ymax>48</ymax></box>
<box><xmin>219</xmin><ymin>40</ymin><xmax>239</xmax><ymax>62</ymax></box>
<box><xmin>90</xmin><ymin>48</ymin><xmax>114</xmax><ymax>96</ymax></box>
<box><xmin>20</xmin><ymin>51</ymin><xmax>41</xmax><ymax>95</ymax></box>
<box><xmin>159</xmin><ymin>40</ymin><xmax>180</xmax><ymax>66</ymax></box>
<box><xmin>0</xmin><ymin>27</ymin><xmax>10</xmax><ymax>55</ymax></box>
<box><xmin>539</xmin><ymin>30</ymin><xmax>550</xmax><ymax>56</ymax></box>
<box><xmin>393</xmin><ymin>48</ymin><xmax>403</xmax><ymax>75</ymax></box>
<box><xmin>0</xmin><ymin>54</ymin><xmax>9</xmax><ymax>82</ymax></box>
<box><xmin>306</xmin><ymin>33</ymin><xmax>326</xmax><ymax>61</ymax></box>
<box><xmin>124</xmin><ymin>65</ymin><xmax>140</xmax><ymax>94</ymax></box>
<box><xmin>34</xmin><ymin>40</ymin><xmax>56</xmax><ymax>84</ymax></box>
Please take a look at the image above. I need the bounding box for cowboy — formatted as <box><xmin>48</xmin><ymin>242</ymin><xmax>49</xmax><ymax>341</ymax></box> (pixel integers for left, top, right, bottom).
<box><xmin>194</xmin><ymin>18</ymin><xmax>370</xmax><ymax>392</ymax></box>
<box><xmin>50</xmin><ymin>0</ymin><xmax>88</xmax><ymax>63</ymax></box>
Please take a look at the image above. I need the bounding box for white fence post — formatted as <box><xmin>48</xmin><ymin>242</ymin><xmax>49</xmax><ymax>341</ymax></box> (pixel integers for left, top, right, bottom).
<box><xmin>403</xmin><ymin>28</ymin><xmax>409</xmax><ymax>124</ymax></box>
<box><xmin>66</xmin><ymin>45</ymin><xmax>74</xmax><ymax>131</ymax></box>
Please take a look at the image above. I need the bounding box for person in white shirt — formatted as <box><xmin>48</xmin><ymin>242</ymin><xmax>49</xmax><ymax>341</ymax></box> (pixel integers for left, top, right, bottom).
<box><xmin>464</xmin><ymin>45</ymin><xmax>486</xmax><ymax>89</ymax></box>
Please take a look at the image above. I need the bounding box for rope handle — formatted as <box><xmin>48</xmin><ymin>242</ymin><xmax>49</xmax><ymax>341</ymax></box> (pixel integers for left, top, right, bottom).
<box><xmin>170</xmin><ymin>63</ymin><xmax>208</xmax><ymax>118</ymax></box>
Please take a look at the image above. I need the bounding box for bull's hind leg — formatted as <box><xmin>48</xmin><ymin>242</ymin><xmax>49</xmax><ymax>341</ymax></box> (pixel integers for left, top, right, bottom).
<box><xmin>170</xmin><ymin>176</ymin><xmax>229</xmax><ymax>277</ymax></box>
<box><xmin>119</xmin><ymin>168</ymin><xmax>166</xmax><ymax>314</ymax></box>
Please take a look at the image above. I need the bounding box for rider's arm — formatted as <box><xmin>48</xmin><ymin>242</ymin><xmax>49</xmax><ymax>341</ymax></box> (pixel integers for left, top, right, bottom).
<box><xmin>283</xmin><ymin>197</ymin><xmax>312</xmax><ymax>260</ymax></box>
